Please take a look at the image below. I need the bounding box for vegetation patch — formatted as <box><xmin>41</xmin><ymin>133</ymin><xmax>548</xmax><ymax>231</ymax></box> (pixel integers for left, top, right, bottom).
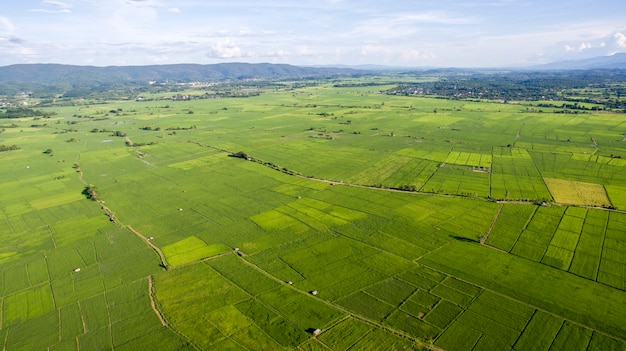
<box><xmin>162</xmin><ymin>236</ymin><xmax>229</xmax><ymax>266</ymax></box>
<box><xmin>545</xmin><ymin>178</ymin><xmax>611</xmax><ymax>207</ymax></box>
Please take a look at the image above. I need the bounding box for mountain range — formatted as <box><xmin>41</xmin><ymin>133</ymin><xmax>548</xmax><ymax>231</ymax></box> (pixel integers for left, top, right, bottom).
<box><xmin>531</xmin><ymin>52</ymin><xmax>626</xmax><ymax>70</ymax></box>
<box><xmin>0</xmin><ymin>62</ymin><xmax>358</xmax><ymax>86</ymax></box>
<box><xmin>0</xmin><ymin>54</ymin><xmax>625</xmax><ymax>94</ymax></box>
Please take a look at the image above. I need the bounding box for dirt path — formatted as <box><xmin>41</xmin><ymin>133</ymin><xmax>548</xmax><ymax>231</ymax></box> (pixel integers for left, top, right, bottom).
<box><xmin>128</xmin><ymin>226</ymin><xmax>169</xmax><ymax>269</ymax></box>
<box><xmin>148</xmin><ymin>276</ymin><xmax>168</xmax><ymax>327</ymax></box>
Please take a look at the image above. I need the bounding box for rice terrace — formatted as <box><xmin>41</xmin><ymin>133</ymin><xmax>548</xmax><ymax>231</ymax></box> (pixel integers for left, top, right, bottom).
<box><xmin>2</xmin><ymin>63</ymin><xmax>626</xmax><ymax>351</ymax></box>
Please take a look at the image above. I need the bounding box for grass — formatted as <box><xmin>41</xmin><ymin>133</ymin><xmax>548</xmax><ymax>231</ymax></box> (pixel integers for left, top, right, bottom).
<box><xmin>2</xmin><ymin>76</ymin><xmax>626</xmax><ymax>350</ymax></box>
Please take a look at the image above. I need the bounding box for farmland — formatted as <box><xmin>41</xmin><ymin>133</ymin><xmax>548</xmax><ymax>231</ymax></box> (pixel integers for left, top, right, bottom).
<box><xmin>1</xmin><ymin>72</ymin><xmax>626</xmax><ymax>350</ymax></box>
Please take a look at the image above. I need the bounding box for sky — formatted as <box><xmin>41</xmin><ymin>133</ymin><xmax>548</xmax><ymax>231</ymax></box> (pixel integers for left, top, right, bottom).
<box><xmin>0</xmin><ymin>0</ymin><xmax>625</xmax><ymax>68</ymax></box>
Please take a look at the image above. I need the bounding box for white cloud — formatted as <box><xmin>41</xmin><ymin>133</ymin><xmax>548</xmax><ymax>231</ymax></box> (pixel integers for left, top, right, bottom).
<box><xmin>31</xmin><ymin>9</ymin><xmax>71</xmax><ymax>14</ymax></box>
<box><xmin>207</xmin><ymin>39</ymin><xmax>247</xmax><ymax>59</ymax></box>
<box><xmin>168</xmin><ymin>7</ymin><xmax>180</xmax><ymax>13</ymax></box>
<box><xmin>32</xmin><ymin>0</ymin><xmax>72</xmax><ymax>13</ymax></box>
<box><xmin>615</xmin><ymin>32</ymin><xmax>626</xmax><ymax>48</ymax></box>
<box><xmin>0</xmin><ymin>16</ymin><xmax>15</xmax><ymax>33</ymax></box>
<box><xmin>264</xmin><ymin>49</ymin><xmax>290</xmax><ymax>58</ymax></box>
<box><xmin>42</xmin><ymin>1</ymin><xmax>72</xmax><ymax>9</ymax></box>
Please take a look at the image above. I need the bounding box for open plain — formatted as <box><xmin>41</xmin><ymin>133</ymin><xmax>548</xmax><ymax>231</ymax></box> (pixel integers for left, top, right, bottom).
<box><xmin>1</xmin><ymin>74</ymin><xmax>626</xmax><ymax>350</ymax></box>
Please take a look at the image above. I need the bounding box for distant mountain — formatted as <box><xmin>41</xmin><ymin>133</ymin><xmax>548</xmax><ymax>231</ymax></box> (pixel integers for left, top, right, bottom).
<box><xmin>532</xmin><ymin>53</ymin><xmax>626</xmax><ymax>70</ymax></box>
<box><xmin>0</xmin><ymin>62</ymin><xmax>360</xmax><ymax>86</ymax></box>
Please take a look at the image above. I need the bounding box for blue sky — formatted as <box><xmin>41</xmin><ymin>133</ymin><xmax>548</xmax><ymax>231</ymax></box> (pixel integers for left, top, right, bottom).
<box><xmin>0</xmin><ymin>0</ymin><xmax>625</xmax><ymax>67</ymax></box>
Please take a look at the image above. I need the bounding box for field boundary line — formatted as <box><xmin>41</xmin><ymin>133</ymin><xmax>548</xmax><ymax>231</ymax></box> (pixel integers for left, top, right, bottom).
<box><xmin>2</xmin><ymin>325</ymin><xmax>8</xmax><ymax>351</ymax></box>
<box><xmin>101</xmin><ymin>290</ymin><xmax>114</xmax><ymax>350</ymax></box>
<box><xmin>482</xmin><ymin>203</ymin><xmax>504</xmax><ymax>244</ymax></box>
<box><xmin>566</xmin><ymin>209</ymin><xmax>588</xmax><ymax>272</ymax></box>
<box><xmin>594</xmin><ymin>213</ymin><xmax>610</xmax><ymax>282</ymax></box>
<box><xmin>148</xmin><ymin>276</ymin><xmax>167</xmax><ymax>327</ymax></box>
<box><xmin>508</xmin><ymin>205</ymin><xmax>539</xmax><ymax>254</ymax></box>
<box><xmin>511</xmin><ymin>309</ymin><xmax>536</xmax><ymax>348</ymax></box>
<box><xmin>539</xmin><ymin>209</ymin><xmax>568</xmax><ymax>263</ymax></box>
<box><xmin>188</xmin><ymin>140</ymin><xmax>626</xmax><ymax>214</ymax></box>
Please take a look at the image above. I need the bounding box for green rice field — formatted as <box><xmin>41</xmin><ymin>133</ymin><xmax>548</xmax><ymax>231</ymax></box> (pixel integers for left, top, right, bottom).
<box><xmin>1</xmin><ymin>77</ymin><xmax>625</xmax><ymax>350</ymax></box>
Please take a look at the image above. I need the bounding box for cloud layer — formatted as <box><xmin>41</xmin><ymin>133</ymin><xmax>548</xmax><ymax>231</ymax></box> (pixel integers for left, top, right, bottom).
<box><xmin>1</xmin><ymin>0</ymin><xmax>625</xmax><ymax>67</ymax></box>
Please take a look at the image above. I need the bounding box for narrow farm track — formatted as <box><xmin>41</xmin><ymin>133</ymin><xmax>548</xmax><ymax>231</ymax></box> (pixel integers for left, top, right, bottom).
<box><xmin>190</xmin><ymin>141</ymin><xmax>626</xmax><ymax>214</ymax></box>
<box><xmin>148</xmin><ymin>276</ymin><xmax>168</xmax><ymax>327</ymax></box>
<box><xmin>128</xmin><ymin>226</ymin><xmax>169</xmax><ymax>269</ymax></box>
<box><xmin>76</xmin><ymin>153</ymin><xmax>170</xmax><ymax>268</ymax></box>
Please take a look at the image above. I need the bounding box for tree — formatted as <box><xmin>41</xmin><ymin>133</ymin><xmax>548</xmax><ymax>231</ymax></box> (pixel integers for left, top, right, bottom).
<box><xmin>83</xmin><ymin>185</ymin><xmax>98</xmax><ymax>201</ymax></box>
<box><xmin>230</xmin><ymin>151</ymin><xmax>249</xmax><ymax>160</ymax></box>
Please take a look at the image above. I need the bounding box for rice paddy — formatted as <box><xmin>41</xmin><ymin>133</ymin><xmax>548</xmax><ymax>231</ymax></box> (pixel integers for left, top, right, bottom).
<box><xmin>1</xmin><ymin>77</ymin><xmax>625</xmax><ymax>350</ymax></box>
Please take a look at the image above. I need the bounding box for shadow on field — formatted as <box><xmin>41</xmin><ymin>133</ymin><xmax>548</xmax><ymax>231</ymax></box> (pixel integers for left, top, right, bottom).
<box><xmin>449</xmin><ymin>235</ymin><xmax>479</xmax><ymax>243</ymax></box>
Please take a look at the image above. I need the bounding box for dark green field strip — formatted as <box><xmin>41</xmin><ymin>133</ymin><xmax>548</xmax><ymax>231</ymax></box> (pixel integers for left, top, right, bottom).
<box><xmin>549</xmin><ymin>321</ymin><xmax>593</xmax><ymax>351</ymax></box>
<box><xmin>422</xmin><ymin>300</ymin><xmax>463</xmax><ymax>329</ymax></box>
<box><xmin>472</xmin><ymin>290</ymin><xmax>535</xmax><ymax>321</ymax></box>
<box><xmin>384</xmin><ymin>310</ymin><xmax>440</xmax><ymax>340</ymax></box>
<box><xmin>317</xmin><ymin>317</ymin><xmax>372</xmax><ymax>351</ymax></box>
<box><xmin>587</xmin><ymin>332</ymin><xmax>626</xmax><ymax>351</ymax></box>
<box><xmin>569</xmin><ymin>252</ymin><xmax>601</xmax><ymax>280</ymax></box>
<box><xmin>550</xmin><ymin>229</ymin><xmax>582</xmax><ymax>251</ymax></box>
<box><xmin>472</xmin><ymin>334</ymin><xmax>510</xmax><ymax>351</ymax></box>
<box><xmin>486</xmin><ymin>204</ymin><xmax>537</xmax><ymax>251</ymax></box>
<box><xmin>336</xmin><ymin>291</ymin><xmax>395</xmax><ymax>322</ymax></box>
<box><xmin>466</xmin><ymin>301</ymin><xmax>532</xmax><ymax>332</ymax></box>
<box><xmin>511</xmin><ymin>240</ymin><xmax>546</xmax><ymax>261</ymax></box>
<box><xmin>363</xmin><ymin>278</ymin><xmax>416</xmax><ymax>307</ymax></box>
<box><xmin>435</xmin><ymin>322</ymin><xmax>482</xmax><ymax>351</ymax></box>
<box><xmin>405</xmin><ymin>289</ymin><xmax>442</xmax><ymax>312</ymax></box>
<box><xmin>513</xmin><ymin>310</ymin><xmax>563</xmax><ymax>351</ymax></box>
<box><xmin>542</xmin><ymin>246</ymin><xmax>575</xmax><ymax>270</ymax></box>
<box><xmin>347</xmin><ymin>328</ymin><xmax>418</xmax><ymax>351</ymax></box>
<box><xmin>430</xmin><ymin>284</ymin><xmax>475</xmax><ymax>307</ymax></box>
<box><xmin>454</xmin><ymin>310</ymin><xmax>521</xmax><ymax>346</ymax></box>
<box><xmin>556</xmin><ymin>218</ymin><xmax>585</xmax><ymax>239</ymax></box>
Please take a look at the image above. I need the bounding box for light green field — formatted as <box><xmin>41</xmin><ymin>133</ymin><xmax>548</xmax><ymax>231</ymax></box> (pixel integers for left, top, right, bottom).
<box><xmin>1</xmin><ymin>76</ymin><xmax>626</xmax><ymax>350</ymax></box>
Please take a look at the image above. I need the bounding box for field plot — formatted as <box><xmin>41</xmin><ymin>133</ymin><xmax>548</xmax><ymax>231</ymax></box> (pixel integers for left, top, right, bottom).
<box><xmin>531</xmin><ymin>150</ymin><xmax>626</xmax><ymax>190</ymax></box>
<box><xmin>545</xmin><ymin>178</ymin><xmax>611</xmax><ymax>207</ymax></box>
<box><xmin>420</xmin><ymin>241</ymin><xmax>626</xmax><ymax>342</ymax></box>
<box><xmin>435</xmin><ymin>290</ymin><xmax>534</xmax><ymax>351</ymax></box>
<box><xmin>3</xmin><ymin>76</ymin><xmax>626</xmax><ymax>350</ymax></box>
<box><xmin>444</xmin><ymin>151</ymin><xmax>492</xmax><ymax>168</ymax></box>
<box><xmin>421</xmin><ymin>164</ymin><xmax>490</xmax><ymax>197</ymax></box>
<box><xmin>486</xmin><ymin>204</ymin><xmax>537</xmax><ymax>251</ymax></box>
<box><xmin>510</xmin><ymin>206</ymin><xmax>565</xmax><ymax>262</ymax></box>
<box><xmin>488</xmin><ymin>203</ymin><xmax>626</xmax><ymax>291</ymax></box>
<box><xmin>155</xmin><ymin>255</ymin><xmax>439</xmax><ymax>350</ymax></box>
<box><xmin>162</xmin><ymin>236</ymin><xmax>229</xmax><ymax>266</ymax></box>
<box><xmin>605</xmin><ymin>185</ymin><xmax>626</xmax><ymax>210</ymax></box>
<box><xmin>490</xmin><ymin>148</ymin><xmax>552</xmax><ymax>200</ymax></box>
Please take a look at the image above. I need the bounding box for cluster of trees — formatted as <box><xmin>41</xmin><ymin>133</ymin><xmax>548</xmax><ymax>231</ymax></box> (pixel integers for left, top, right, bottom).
<box><xmin>0</xmin><ymin>144</ymin><xmax>20</xmax><ymax>152</ymax></box>
<box><xmin>388</xmin><ymin>70</ymin><xmax>626</xmax><ymax>110</ymax></box>
<box><xmin>89</xmin><ymin>128</ymin><xmax>126</xmax><ymax>137</ymax></box>
<box><xmin>0</xmin><ymin>107</ymin><xmax>56</xmax><ymax>118</ymax></box>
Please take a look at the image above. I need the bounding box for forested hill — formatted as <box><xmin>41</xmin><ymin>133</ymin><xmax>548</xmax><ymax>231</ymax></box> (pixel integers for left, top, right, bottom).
<box><xmin>0</xmin><ymin>62</ymin><xmax>359</xmax><ymax>85</ymax></box>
